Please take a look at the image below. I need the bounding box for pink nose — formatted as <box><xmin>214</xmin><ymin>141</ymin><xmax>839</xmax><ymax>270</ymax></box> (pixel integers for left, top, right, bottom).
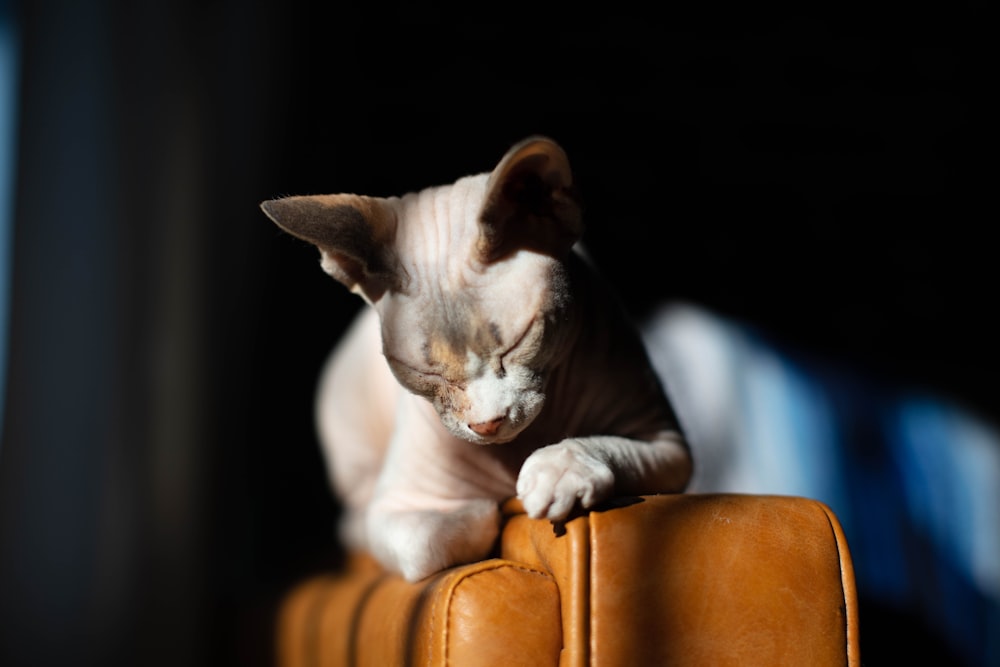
<box><xmin>469</xmin><ymin>416</ymin><xmax>505</xmax><ymax>436</ymax></box>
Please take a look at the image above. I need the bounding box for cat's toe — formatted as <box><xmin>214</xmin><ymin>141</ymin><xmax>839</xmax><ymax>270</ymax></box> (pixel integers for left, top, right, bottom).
<box><xmin>517</xmin><ymin>440</ymin><xmax>615</xmax><ymax>521</ymax></box>
<box><xmin>519</xmin><ymin>485</ymin><xmax>555</xmax><ymax>520</ymax></box>
<box><xmin>541</xmin><ymin>490</ymin><xmax>577</xmax><ymax>521</ymax></box>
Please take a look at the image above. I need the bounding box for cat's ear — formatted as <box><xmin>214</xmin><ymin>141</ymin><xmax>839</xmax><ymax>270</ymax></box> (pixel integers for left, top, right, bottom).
<box><xmin>260</xmin><ymin>194</ymin><xmax>399</xmax><ymax>302</ymax></box>
<box><xmin>478</xmin><ymin>136</ymin><xmax>583</xmax><ymax>263</ymax></box>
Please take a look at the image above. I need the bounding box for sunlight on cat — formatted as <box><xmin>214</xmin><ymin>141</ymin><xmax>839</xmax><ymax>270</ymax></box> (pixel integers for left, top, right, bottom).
<box><xmin>262</xmin><ymin>136</ymin><xmax>692</xmax><ymax>580</ymax></box>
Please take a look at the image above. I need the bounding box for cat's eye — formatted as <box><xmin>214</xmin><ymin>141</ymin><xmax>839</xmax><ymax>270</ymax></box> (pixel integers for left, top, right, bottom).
<box><xmin>385</xmin><ymin>355</ymin><xmax>464</xmax><ymax>391</ymax></box>
<box><xmin>387</xmin><ymin>356</ymin><xmax>436</xmax><ymax>379</ymax></box>
<box><xmin>500</xmin><ymin>318</ymin><xmax>540</xmax><ymax>362</ymax></box>
<box><xmin>386</xmin><ymin>355</ymin><xmax>435</xmax><ymax>383</ymax></box>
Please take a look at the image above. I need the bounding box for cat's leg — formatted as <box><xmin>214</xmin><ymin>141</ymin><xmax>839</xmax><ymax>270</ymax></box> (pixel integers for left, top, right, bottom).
<box><xmin>314</xmin><ymin>308</ymin><xmax>398</xmax><ymax>552</ymax></box>
<box><xmin>365</xmin><ymin>397</ymin><xmax>510</xmax><ymax>581</ymax></box>
<box><xmin>366</xmin><ymin>498</ymin><xmax>502</xmax><ymax>582</ymax></box>
<box><xmin>516</xmin><ymin>431</ymin><xmax>691</xmax><ymax>520</ymax></box>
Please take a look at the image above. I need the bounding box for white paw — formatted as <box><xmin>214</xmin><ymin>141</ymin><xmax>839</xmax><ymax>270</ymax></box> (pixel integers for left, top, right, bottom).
<box><xmin>516</xmin><ymin>440</ymin><xmax>615</xmax><ymax>521</ymax></box>
<box><xmin>367</xmin><ymin>500</ymin><xmax>501</xmax><ymax>582</ymax></box>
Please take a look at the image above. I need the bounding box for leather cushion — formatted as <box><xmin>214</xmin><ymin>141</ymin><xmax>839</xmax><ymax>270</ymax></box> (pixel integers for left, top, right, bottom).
<box><xmin>276</xmin><ymin>494</ymin><xmax>860</xmax><ymax>666</ymax></box>
<box><xmin>277</xmin><ymin>553</ymin><xmax>562</xmax><ymax>666</ymax></box>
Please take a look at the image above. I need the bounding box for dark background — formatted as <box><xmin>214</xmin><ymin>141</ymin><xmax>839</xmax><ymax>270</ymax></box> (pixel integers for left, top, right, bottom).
<box><xmin>0</xmin><ymin>1</ymin><xmax>992</xmax><ymax>666</ymax></box>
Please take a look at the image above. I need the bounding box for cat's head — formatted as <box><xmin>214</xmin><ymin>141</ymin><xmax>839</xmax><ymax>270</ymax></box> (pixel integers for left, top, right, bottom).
<box><xmin>261</xmin><ymin>137</ymin><xmax>583</xmax><ymax>444</ymax></box>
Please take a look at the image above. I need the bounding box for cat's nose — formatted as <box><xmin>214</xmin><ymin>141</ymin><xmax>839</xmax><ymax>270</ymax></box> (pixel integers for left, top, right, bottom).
<box><xmin>469</xmin><ymin>416</ymin><xmax>505</xmax><ymax>436</ymax></box>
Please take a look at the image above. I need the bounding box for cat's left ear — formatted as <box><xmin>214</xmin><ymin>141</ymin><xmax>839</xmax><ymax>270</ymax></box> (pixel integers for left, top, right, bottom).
<box><xmin>478</xmin><ymin>136</ymin><xmax>583</xmax><ymax>263</ymax></box>
<box><xmin>260</xmin><ymin>193</ymin><xmax>399</xmax><ymax>303</ymax></box>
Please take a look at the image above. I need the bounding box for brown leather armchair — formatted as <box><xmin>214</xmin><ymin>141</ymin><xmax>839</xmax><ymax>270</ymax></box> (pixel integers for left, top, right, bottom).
<box><xmin>276</xmin><ymin>493</ymin><xmax>860</xmax><ymax>666</ymax></box>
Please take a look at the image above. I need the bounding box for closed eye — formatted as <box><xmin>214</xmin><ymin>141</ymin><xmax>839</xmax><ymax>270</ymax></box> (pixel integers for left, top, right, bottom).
<box><xmin>497</xmin><ymin>319</ymin><xmax>542</xmax><ymax>376</ymax></box>
<box><xmin>501</xmin><ymin>318</ymin><xmax>538</xmax><ymax>360</ymax></box>
<box><xmin>385</xmin><ymin>355</ymin><xmax>465</xmax><ymax>389</ymax></box>
<box><xmin>386</xmin><ymin>355</ymin><xmax>438</xmax><ymax>379</ymax></box>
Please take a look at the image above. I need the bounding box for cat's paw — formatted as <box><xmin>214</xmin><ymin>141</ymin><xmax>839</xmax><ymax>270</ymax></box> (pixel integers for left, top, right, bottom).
<box><xmin>516</xmin><ymin>440</ymin><xmax>615</xmax><ymax>521</ymax></box>
<box><xmin>367</xmin><ymin>500</ymin><xmax>501</xmax><ymax>582</ymax></box>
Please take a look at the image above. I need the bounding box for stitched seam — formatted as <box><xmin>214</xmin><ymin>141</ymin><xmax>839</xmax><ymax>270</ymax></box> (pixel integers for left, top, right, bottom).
<box><xmin>815</xmin><ymin>500</ymin><xmax>856</xmax><ymax>667</ymax></box>
<box><xmin>427</xmin><ymin>576</ymin><xmax>442</xmax><ymax>667</ymax></box>
<box><xmin>347</xmin><ymin>573</ymin><xmax>391</xmax><ymax>667</ymax></box>
<box><xmin>302</xmin><ymin>579</ymin><xmax>337</xmax><ymax>667</ymax></box>
<box><xmin>584</xmin><ymin>517</ymin><xmax>593</xmax><ymax>667</ymax></box>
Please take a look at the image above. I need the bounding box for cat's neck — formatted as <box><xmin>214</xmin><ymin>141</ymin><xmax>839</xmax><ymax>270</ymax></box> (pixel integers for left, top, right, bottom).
<box><xmin>520</xmin><ymin>252</ymin><xmax>656</xmax><ymax>438</ymax></box>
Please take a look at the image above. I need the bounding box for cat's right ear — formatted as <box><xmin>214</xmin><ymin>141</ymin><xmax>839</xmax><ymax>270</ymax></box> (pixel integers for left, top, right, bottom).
<box><xmin>260</xmin><ymin>194</ymin><xmax>400</xmax><ymax>303</ymax></box>
<box><xmin>478</xmin><ymin>136</ymin><xmax>583</xmax><ymax>263</ymax></box>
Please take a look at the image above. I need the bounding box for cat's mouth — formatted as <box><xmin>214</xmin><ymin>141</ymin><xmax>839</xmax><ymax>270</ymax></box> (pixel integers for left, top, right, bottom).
<box><xmin>468</xmin><ymin>431</ymin><xmax>518</xmax><ymax>446</ymax></box>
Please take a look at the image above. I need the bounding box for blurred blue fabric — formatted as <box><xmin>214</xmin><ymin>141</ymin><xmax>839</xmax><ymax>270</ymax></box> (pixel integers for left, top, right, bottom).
<box><xmin>0</xmin><ymin>0</ymin><xmax>18</xmax><ymax>441</ymax></box>
<box><xmin>643</xmin><ymin>303</ymin><xmax>1000</xmax><ymax>667</ymax></box>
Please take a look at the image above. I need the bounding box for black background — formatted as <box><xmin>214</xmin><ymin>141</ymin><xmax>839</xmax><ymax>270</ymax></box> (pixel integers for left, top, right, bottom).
<box><xmin>254</xmin><ymin>5</ymin><xmax>993</xmax><ymax>666</ymax></box>
<box><xmin>265</xmin><ymin>3</ymin><xmax>994</xmax><ymax>418</ymax></box>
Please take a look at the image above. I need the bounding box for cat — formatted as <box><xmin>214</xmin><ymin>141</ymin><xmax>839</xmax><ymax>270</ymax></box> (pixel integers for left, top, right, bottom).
<box><xmin>260</xmin><ymin>136</ymin><xmax>692</xmax><ymax>581</ymax></box>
